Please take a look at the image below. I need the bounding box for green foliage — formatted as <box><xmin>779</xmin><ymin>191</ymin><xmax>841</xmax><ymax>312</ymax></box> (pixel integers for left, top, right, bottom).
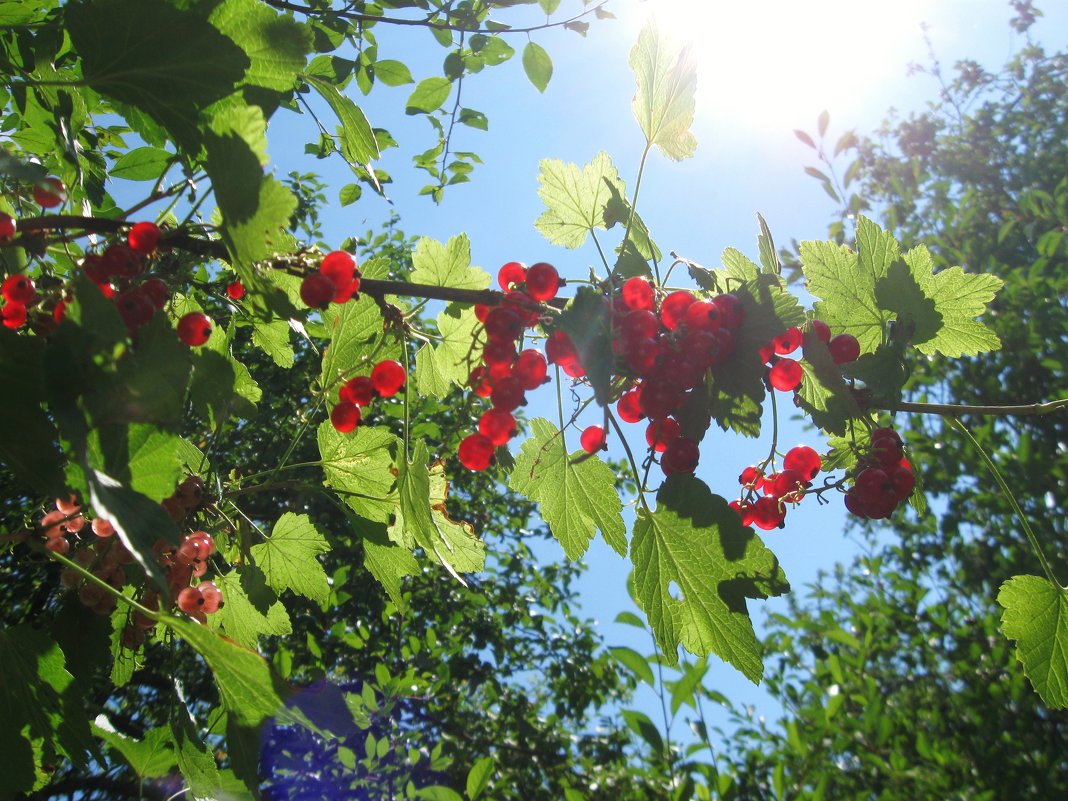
<box><xmin>629</xmin><ymin>21</ymin><xmax>697</xmax><ymax>160</ymax></box>
<box><xmin>999</xmin><ymin>575</ymin><xmax>1068</xmax><ymax>708</ymax></box>
<box><xmin>534</xmin><ymin>151</ymin><xmax>625</xmax><ymax>249</ymax></box>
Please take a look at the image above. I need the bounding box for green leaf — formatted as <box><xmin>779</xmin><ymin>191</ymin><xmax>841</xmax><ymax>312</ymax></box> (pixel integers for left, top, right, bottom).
<box><xmin>318</xmin><ymin>421</ymin><xmax>400</xmax><ymax>524</ymax></box>
<box><xmin>510</xmin><ymin>418</ymin><xmax>627</xmax><ymax>559</ymax></box>
<box><xmin>756</xmin><ymin>213</ymin><xmax>779</xmax><ymax>275</ymax></box>
<box><xmin>304</xmin><ymin>74</ymin><xmax>381</xmax><ymax>165</ymax></box>
<box><xmin>535</xmin><ymin>151</ymin><xmax>625</xmax><ymax>249</ymax></box>
<box><xmin>66</xmin><ymin>0</ymin><xmax>249</xmax><ymax>151</ymax></box>
<box><xmin>795</xmin><ymin>330</ymin><xmax>862</xmax><ymax>436</ymax></box>
<box><xmin>466</xmin><ymin>755</ymin><xmax>495</xmax><ymax>801</ymax></box>
<box><xmin>669</xmin><ymin>657</ymin><xmax>708</xmax><ymax>715</ymax></box>
<box><xmin>629</xmin><ymin>21</ymin><xmax>697</xmax><ymax>161</ymax></box>
<box><xmin>392</xmin><ymin>441</ymin><xmax>485</xmax><ymax>580</ymax></box>
<box><xmin>406</xmin><ymin>76</ymin><xmax>452</xmax><ymax>114</ymax></box>
<box><xmin>631</xmin><ymin>474</ymin><xmax>789</xmax><ymax>678</ymax></box>
<box><xmin>92</xmin><ymin>722</ymin><xmax>176</xmax><ymax>779</ymax></box>
<box><xmin>86</xmin><ymin>423</ymin><xmax>184</xmax><ymax>503</ymax></box>
<box><xmin>110</xmin><ymin>146</ymin><xmax>174</xmax><ymax>181</ymax></box>
<box><xmin>252</xmin><ymin>317</ymin><xmax>295</xmax><ymax>368</ymax></box>
<box><xmin>522</xmin><ymin>41</ymin><xmax>553</xmax><ymax>92</ymax></box>
<box><xmin>538</xmin><ymin>0</ymin><xmax>562</xmax><ymax>13</ymax></box>
<box><xmin>876</xmin><ymin>245</ymin><xmax>1003</xmax><ymax>357</ymax></box>
<box><xmin>211</xmin><ymin>566</ymin><xmax>293</xmax><ymax>649</ymax></box>
<box><xmin>375</xmin><ymin>59</ymin><xmax>414</xmax><ymax>86</ymax></box>
<box><xmin>363</xmin><ymin>521</ymin><xmax>420</xmax><ymax>610</ymax></box>
<box><xmin>999</xmin><ymin>575</ymin><xmax>1068</xmax><ymax>708</ymax></box>
<box><xmin>415</xmin><ymin>308</ymin><xmax>482</xmax><ymax>398</ymax></box>
<box><xmin>167</xmin><ymin>616</ymin><xmax>286</xmax><ymax>727</ymax></box>
<box><xmin>250</xmin><ymin>512</ymin><xmax>331</xmax><ymax>604</ymax></box>
<box><xmin>0</xmin><ymin>626</ymin><xmax>94</xmax><ymax>795</ymax></box>
<box><xmin>610</xmin><ymin>646</ymin><xmax>655</xmax><ymax>686</ymax></box>
<box><xmin>621</xmin><ymin>709</ymin><xmax>664</xmax><ymax>753</ymax></box>
<box><xmin>210</xmin><ymin>0</ymin><xmax>312</xmax><ymax>92</ymax></box>
<box><xmin>410</xmin><ymin>234</ymin><xmax>489</xmax><ymax>293</ymax></box>
<box><xmin>319</xmin><ymin>294</ymin><xmax>398</xmax><ymax>391</ymax></box>
<box><xmin>557</xmin><ymin>286</ymin><xmax>614</xmax><ymax>404</ymax></box>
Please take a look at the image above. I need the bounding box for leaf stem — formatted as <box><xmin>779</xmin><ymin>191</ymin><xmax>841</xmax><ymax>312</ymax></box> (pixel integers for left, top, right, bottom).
<box><xmin>948</xmin><ymin>417</ymin><xmax>1062</xmax><ymax>589</ymax></box>
<box><xmin>875</xmin><ymin>398</ymin><xmax>1068</xmax><ymax>417</ymax></box>
<box><xmin>47</xmin><ymin>549</ymin><xmax>158</xmax><ymax>619</ymax></box>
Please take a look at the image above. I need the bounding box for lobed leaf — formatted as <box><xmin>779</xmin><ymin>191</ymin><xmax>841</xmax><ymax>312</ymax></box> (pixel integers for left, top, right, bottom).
<box><xmin>535</xmin><ymin>151</ymin><xmax>625</xmax><ymax>249</ymax></box>
<box><xmin>998</xmin><ymin>575</ymin><xmax>1068</xmax><ymax>708</ymax></box>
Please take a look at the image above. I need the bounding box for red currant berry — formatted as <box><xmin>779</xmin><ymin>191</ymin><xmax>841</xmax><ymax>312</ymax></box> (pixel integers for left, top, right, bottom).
<box><xmin>783</xmin><ymin>445</ymin><xmax>821</xmax><ymax>480</ymax></box>
<box><xmin>198</xmin><ymin>581</ymin><xmax>223</xmax><ymax>614</ymax></box>
<box><xmin>177</xmin><ymin>312</ymin><xmax>212</xmax><ymax>346</ymax></box>
<box><xmin>320</xmin><ymin>251</ymin><xmax>356</xmax><ymax>289</ymax></box>
<box><xmin>226</xmin><ymin>280</ymin><xmax>245</xmax><ymax>300</ymax></box>
<box><xmin>617</xmin><ymin>390</ymin><xmax>643</xmax><ymax>423</ymax></box>
<box><xmin>469</xmin><ymin>366</ymin><xmax>493</xmax><ymax>398</ymax></box>
<box><xmin>580</xmin><ymin>425</ymin><xmax>607</xmax><ymax>453</ymax></box>
<box><xmin>828</xmin><ymin>333</ymin><xmax>861</xmax><ymax>364</ymax></box>
<box><xmin>773</xmin><ymin>327</ymin><xmax>802</xmax><ymax>355</ymax></box>
<box><xmin>140</xmin><ymin>278</ymin><xmax>170</xmax><ymax>310</ymax></box>
<box><xmin>890</xmin><ymin>465</ymin><xmax>916</xmax><ymax>501</ymax></box>
<box><xmin>479</xmin><ymin>409</ymin><xmax>517</xmax><ymax>446</ymax></box>
<box><xmin>752</xmin><ymin>496</ymin><xmax>786</xmax><ymax>530</ymax></box>
<box><xmin>712</xmin><ymin>293</ymin><xmax>745</xmax><ymax>329</ymax></box>
<box><xmin>177</xmin><ymin>586</ymin><xmax>205</xmax><ymax>614</ymax></box>
<box><xmin>645</xmin><ymin>417</ymin><xmax>680</xmax><ymax>453</ymax></box>
<box><xmin>682</xmin><ymin>300</ymin><xmax>721</xmax><ymax>332</ymax></box>
<box><xmin>620</xmin><ymin>309</ymin><xmax>660</xmax><ymax>342</ymax></box>
<box><xmin>730</xmin><ymin>499</ymin><xmax>756</xmax><ymax>527</ymax></box>
<box><xmin>331</xmin><ymin>401</ymin><xmax>361</xmax><ymax>433</ymax></box>
<box><xmin>371</xmin><ymin>360</ymin><xmax>406</xmax><ymax>397</ymax></box>
<box><xmin>2</xmin><ymin>274</ymin><xmax>36</xmax><ymax>305</ymax></box>
<box><xmin>92</xmin><ymin>518</ymin><xmax>116</xmax><ymax>538</ymax></box>
<box><xmin>545</xmin><ymin>330</ymin><xmax>578</xmax><ymax>366</ymax></box>
<box><xmin>102</xmin><ymin>243</ymin><xmax>143</xmax><ymax>277</ymax></box>
<box><xmin>497</xmin><ymin>261</ymin><xmax>527</xmax><ymax>291</ymax></box>
<box><xmin>739</xmin><ymin>465</ymin><xmax>765</xmax><ymax>490</ymax></box>
<box><xmin>514</xmin><ymin>349</ymin><xmax>548</xmax><ymax>390</ymax></box>
<box><xmin>810</xmin><ymin>319</ymin><xmax>832</xmax><ymax>342</ymax></box>
<box><xmin>34</xmin><ymin>177</ymin><xmax>66</xmax><ymax>208</ymax></box>
<box><xmin>621</xmin><ymin>276</ymin><xmax>655</xmax><ymax>311</ymax></box>
<box><xmin>474</xmin><ymin>304</ymin><xmax>490</xmax><ymax>322</ymax></box>
<box><xmin>2</xmin><ymin>301</ymin><xmax>26</xmax><ymax>329</ymax></box>
<box><xmin>768</xmin><ymin>358</ymin><xmax>803</xmax><ymax>392</ymax></box>
<box><xmin>662</xmin><ymin>437</ymin><xmax>700</xmax><ymax>475</ymax></box>
<box><xmin>484</xmin><ymin>307</ymin><xmax>523</xmax><ymax>341</ymax></box>
<box><xmin>45</xmin><ymin>536</ymin><xmax>71</xmax><ymax>555</ymax></box>
<box><xmin>659</xmin><ymin>290</ymin><xmax>696</xmax><ymax>330</ymax></box>
<box><xmin>459</xmin><ymin>433</ymin><xmax>495</xmax><ymax>471</ymax></box>
<box><xmin>482</xmin><ymin>336</ymin><xmax>517</xmax><ymax>368</ymax></box>
<box><xmin>117</xmin><ymin>289</ymin><xmax>156</xmax><ymax>331</ymax></box>
<box><xmin>300</xmin><ymin>273</ymin><xmax>336</xmax><ymax>309</ymax></box>
<box><xmin>771</xmin><ymin>468</ymin><xmax>807</xmax><ymax>502</ymax></box>
<box><xmin>340</xmin><ymin>375</ymin><xmax>375</xmax><ymax>406</ymax></box>
<box><xmin>638</xmin><ymin>381</ymin><xmax>684</xmax><ymax>420</ymax></box>
<box><xmin>0</xmin><ymin>213</ymin><xmax>15</xmax><ymax>242</ymax></box>
<box><xmin>127</xmin><ymin>221</ymin><xmax>161</xmax><ymax>255</ymax></box>
<box><xmin>525</xmin><ymin>262</ymin><xmax>560</xmax><ymax>302</ymax></box>
<box><xmin>490</xmin><ymin>376</ymin><xmax>526</xmax><ymax>411</ymax></box>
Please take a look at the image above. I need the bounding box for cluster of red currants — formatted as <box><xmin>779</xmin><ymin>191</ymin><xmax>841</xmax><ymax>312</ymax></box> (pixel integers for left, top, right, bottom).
<box><xmin>331</xmin><ymin>359</ymin><xmax>407</xmax><ymax>433</ymax></box>
<box><xmin>300</xmin><ymin>251</ymin><xmax>362</xmax><ymax>309</ymax></box>
<box><xmin>559</xmin><ymin>277</ymin><xmax>748</xmax><ymax>476</ymax></box>
<box><xmin>730</xmin><ymin>445</ymin><xmax>823</xmax><ymax>530</ymax></box>
<box><xmin>761</xmin><ymin>321</ymin><xmax>860</xmax><ymax>393</ymax></box>
<box><xmin>457</xmin><ymin>262</ymin><xmax>559</xmax><ymax>471</ymax></box>
<box><xmin>843</xmin><ymin>427</ymin><xmax>915</xmax><ymax>519</ymax></box>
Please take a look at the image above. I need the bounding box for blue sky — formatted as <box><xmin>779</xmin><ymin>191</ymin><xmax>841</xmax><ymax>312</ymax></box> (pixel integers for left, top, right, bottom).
<box><xmin>265</xmin><ymin>0</ymin><xmax>1068</xmax><ymax>736</ymax></box>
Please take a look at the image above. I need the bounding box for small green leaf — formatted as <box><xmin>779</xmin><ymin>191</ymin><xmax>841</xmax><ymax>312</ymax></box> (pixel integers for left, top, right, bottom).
<box><xmin>375</xmin><ymin>59</ymin><xmax>414</xmax><ymax>86</ymax></box>
<box><xmin>535</xmin><ymin>151</ymin><xmax>625</xmax><ymax>249</ymax></box>
<box><xmin>406</xmin><ymin>76</ymin><xmax>452</xmax><ymax>114</ymax></box>
<box><xmin>756</xmin><ymin>213</ymin><xmax>779</xmax><ymax>275</ymax></box>
<box><xmin>110</xmin><ymin>146</ymin><xmax>174</xmax><ymax>181</ymax></box>
<box><xmin>250</xmin><ymin>513</ymin><xmax>331</xmax><ymax>604</ymax></box>
<box><xmin>999</xmin><ymin>575</ymin><xmax>1068</xmax><ymax>708</ymax></box>
<box><xmin>630</xmin><ymin>21</ymin><xmax>697</xmax><ymax>160</ymax></box>
<box><xmin>522</xmin><ymin>41</ymin><xmax>553</xmax><ymax>92</ymax></box>
<box><xmin>466</xmin><ymin>755</ymin><xmax>495</xmax><ymax>801</ymax></box>
<box><xmin>363</xmin><ymin>521</ymin><xmax>420</xmax><ymax>610</ymax></box>
<box><xmin>92</xmin><ymin>722</ymin><xmax>176</xmax><ymax>779</ymax></box>
<box><xmin>414</xmin><ymin>308</ymin><xmax>482</xmax><ymax>398</ymax></box>
<box><xmin>210</xmin><ymin>566</ymin><xmax>293</xmax><ymax>648</ymax></box>
<box><xmin>510</xmin><ymin>418</ymin><xmax>627</xmax><ymax>559</ymax></box>
<box><xmin>318</xmin><ymin>422</ymin><xmax>400</xmax><ymax>524</ymax></box>
<box><xmin>537</xmin><ymin>0</ymin><xmax>561</xmax><ymax>13</ymax></box>
<box><xmin>304</xmin><ymin>74</ymin><xmax>380</xmax><ymax>165</ymax></box>
<box><xmin>610</xmin><ymin>646</ymin><xmax>655</xmax><ymax>686</ymax></box>
<box><xmin>410</xmin><ymin>234</ymin><xmax>489</xmax><ymax>293</ymax></box>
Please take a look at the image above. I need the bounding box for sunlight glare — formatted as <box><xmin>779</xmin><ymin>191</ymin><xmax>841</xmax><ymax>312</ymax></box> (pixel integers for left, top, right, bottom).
<box><xmin>633</xmin><ymin>0</ymin><xmax>930</xmax><ymax>140</ymax></box>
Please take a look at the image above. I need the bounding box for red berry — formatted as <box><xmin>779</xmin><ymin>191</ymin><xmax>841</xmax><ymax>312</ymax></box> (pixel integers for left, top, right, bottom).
<box><xmin>773</xmin><ymin>327</ymin><xmax>802</xmax><ymax>355</ymax></box>
<box><xmin>659</xmin><ymin>290</ymin><xmax>696</xmax><ymax>330</ymax></box>
<box><xmin>127</xmin><ymin>221</ymin><xmax>161</xmax><ymax>255</ymax></box>
<box><xmin>468</xmin><ymin>366</ymin><xmax>493</xmax><ymax>398</ymax></box>
<box><xmin>638</xmin><ymin>381</ymin><xmax>684</xmax><ymax>420</ymax></box>
<box><xmin>828</xmin><ymin>333</ymin><xmax>860</xmax><ymax>364</ymax></box>
<box><xmin>0</xmin><ymin>213</ymin><xmax>15</xmax><ymax>242</ymax></box>
<box><xmin>497</xmin><ymin>261</ymin><xmax>527</xmax><ymax>291</ymax></box>
<box><xmin>783</xmin><ymin>445</ymin><xmax>821</xmax><ymax>480</ymax></box>
<box><xmin>712</xmin><ymin>293</ymin><xmax>744</xmax><ymax>329</ymax></box>
<box><xmin>2</xmin><ymin>301</ymin><xmax>27</xmax><ymax>329</ymax></box>
<box><xmin>621</xmin><ymin>276</ymin><xmax>655</xmax><ymax>311</ymax></box>
<box><xmin>92</xmin><ymin>518</ymin><xmax>116</xmax><ymax>538</ymax></box>
<box><xmin>620</xmin><ymin>309</ymin><xmax>660</xmax><ymax>342</ymax></box>
<box><xmin>479</xmin><ymin>409</ymin><xmax>517</xmax><ymax>446</ymax></box>
<box><xmin>102</xmin><ymin>243</ymin><xmax>143</xmax><ymax>277</ymax></box>
<box><xmin>484</xmin><ymin>307</ymin><xmax>523</xmax><ymax>341</ymax></box>
<box><xmin>459</xmin><ymin>433</ymin><xmax>495</xmax><ymax>471</ymax></box>
<box><xmin>662</xmin><ymin>437</ymin><xmax>700</xmax><ymax>475</ymax></box>
<box><xmin>474</xmin><ymin>304</ymin><xmax>490</xmax><ymax>322</ymax></box>
<box><xmin>645</xmin><ymin>417</ymin><xmax>680</xmax><ymax>453</ymax></box>
<box><xmin>116</xmin><ymin>289</ymin><xmax>155</xmax><ymax>331</ymax></box>
<box><xmin>730</xmin><ymin>499</ymin><xmax>756</xmax><ymax>527</ymax></box>
<box><xmin>371</xmin><ymin>360</ymin><xmax>406</xmax><ymax>397</ymax></box>
<box><xmin>810</xmin><ymin>319</ymin><xmax>832</xmax><ymax>342</ymax></box>
<box><xmin>339</xmin><ymin>375</ymin><xmax>375</xmax><ymax>406</ymax></box>
<box><xmin>45</xmin><ymin>536</ymin><xmax>70</xmax><ymax>555</ymax></box>
<box><xmin>490</xmin><ymin>376</ymin><xmax>526</xmax><ymax>411</ymax></box>
<box><xmin>34</xmin><ymin>177</ymin><xmax>66</xmax><ymax>208</ymax></box>
<box><xmin>198</xmin><ymin>581</ymin><xmax>223</xmax><ymax>614</ymax></box>
<box><xmin>482</xmin><ymin>336</ymin><xmax>517</xmax><ymax>368</ymax></box>
<box><xmin>580</xmin><ymin>425</ymin><xmax>607</xmax><ymax>453</ymax></box>
<box><xmin>769</xmin><ymin>358</ymin><xmax>803</xmax><ymax>392</ymax></box>
<box><xmin>616</xmin><ymin>390</ymin><xmax>643</xmax><ymax>423</ymax></box>
<box><xmin>890</xmin><ymin>465</ymin><xmax>916</xmax><ymax>501</ymax></box>
<box><xmin>331</xmin><ymin>401</ymin><xmax>361</xmax><ymax>433</ymax></box>
<box><xmin>752</xmin><ymin>496</ymin><xmax>786</xmax><ymax>530</ymax></box>
<box><xmin>739</xmin><ymin>465</ymin><xmax>765</xmax><ymax>490</ymax></box>
<box><xmin>177</xmin><ymin>586</ymin><xmax>205</xmax><ymax>614</ymax></box>
<box><xmin>300</xmin><ymin>273</ymin><xmax>336</xmax><ymax>309</ymax></box>
<box><xmin>511</xmin><ymin>350</ymin><xmax>545</xmax><ymax>391</ymax></box>
<box><xmin>226</xmin><ymin>280</ymin><xmax>245</xmax><ymax>300</ymax></box>
<box><xmin>2</xmin><ymin>274</ymin><xmax>36</xmax><ymax>305</ymax></box>
<box><xmin>320</xmin><ymin>251</ymin><xmax>356</xmax><ymax>288</ymax></box>
<box><xmin>140</xmin><ymin>278</ymin><xmax>171</xmax><ymax>310</ymax></box>
<box><xmin>525</xmin><ymin>262</ymin><xmax>560</xmax><ymax>302</ymax></box>
<box><xmin>177</xmin><ymin>312</ymin><xmax>212</xmax><ymax>346</ymax></box>
<box><xmin>682</xmin><ymin>300</ymin><xmax>721</xmax><ymax>332</ymax></box>
<box><xmin>770</xmin><ymin>468</ymin><xmax>807</xmax><ymax>502</ymax></box>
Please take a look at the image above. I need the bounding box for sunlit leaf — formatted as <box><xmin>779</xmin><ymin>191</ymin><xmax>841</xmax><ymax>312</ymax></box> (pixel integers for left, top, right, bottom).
<box><xmin>629</xmin><ymin>21</ymin><xmax>697</xmax><ymax>160</ymax></box>
<box><xmin>999</xmin><ymin>575</ymin><xmax>1068</xmax><ymax>708</ymax></box>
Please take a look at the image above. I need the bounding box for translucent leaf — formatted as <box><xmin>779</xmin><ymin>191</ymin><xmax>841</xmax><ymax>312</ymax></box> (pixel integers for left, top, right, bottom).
<box><xmin>535</xmin><ymin>151</ymin><xmax>625</xmax><ymax>249</ymax></box>
<box><xmin>211</xmin><ymin>566</ymin><xmax>293</xmax><ymax>649</ymax></box>
<box><xmin>522</xmin><ymin>41</ymin><xmax>553</xmax><ymax>92</ymax></box>
<box><xmin>92</xmin><ymin>721</ymin><xmax>176</xmax><ymax>779</ymax></box>
<box><xmin>110</xmin><ymin>146</ymin><xmax>174</xmax><ymax>181</ymax></box>
<box><xmin>251</xmin><ymin>512</ymin><xmax>331</xmax><ymax>604</ymax></box>
<box><xmin>409</xmin><ymin>234</ymin><xmax>489</xmax><ymax>293</ymax></box>
<box><xmin>795</xmin><ymin>330</ymin><xmax>862</xmax><ymax>436</ymax></box>
<box><xmin>318</xmin><ymin>421</ymin><xmax>400</xmax><ymax>524</ymax></box>
<box><xmin>610</xmin><ymin>646</ymin><xmax>655</xmax><ymax>685</ymax></box>
<box><xmin>414</xmin><ymin>308</ymin><xmax>482</xmax><ymax>398</ymax></box>
<box><xmin>363</xmin><ymin>522</ymin><xmax>420</xmax><ymax>610</ymax></box>
<box><xmin>319</xmin><ymin>294</ymin><xmax>398</xmax><ymax>392</ymax></box>
<box><xmin>631</xmin><ymin>475</ymin><xmax>789</xmax><ymax>679</ymax></box>
<box><xmin>374</xmin><ymin>59</ymin><xmax>414</xmax><ymax>86</ymax></box>
<box><xmin>210</xmin><ymin>0</ymin><xmax>312</xmax><ymax>92</ymax></box>
<box><xmin>86</xmin><ymin>423</ymin><xmax>185</xmax><ymax>503</ymax></box>
<box><xmin>999</xmin><ymin>575</ymin><xmax>1068</xmax><ymax>708</ymax></box>
<box><xmin>510</xmin><ymin>418</ymin><xmax>627</xmax><ymax>559</ymax></box>
<box><xmin>466</xmin><ymin>756</ymin><xmax>495</xmax><ymax>801</ymax></box>
<box><xmin>629</xmin><ymin>21</ymin><xmax>697</xmax><ymax>160</ymax></box>
<box><xmin>304</xmin><ymin>74</ymin><xmax>380</xmax><ymax>165</ymax></box>
<box><xmin>406</xmin><ymin>76</ymin><xmax>452</xmax><ymax>114</ymax></box>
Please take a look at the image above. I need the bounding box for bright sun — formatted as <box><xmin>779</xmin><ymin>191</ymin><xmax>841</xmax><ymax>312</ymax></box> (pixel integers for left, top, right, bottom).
<box><xmin>630</xmin><ymin>0</ymin><xmax>931</xmax><ymax>139</ymax></box>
